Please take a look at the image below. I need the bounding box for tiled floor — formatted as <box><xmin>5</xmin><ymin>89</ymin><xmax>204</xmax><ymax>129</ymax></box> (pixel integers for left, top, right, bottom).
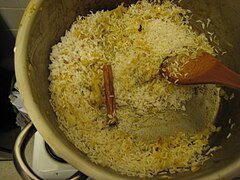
<box><xmin>0</xmin><ymin>161</ymin><xmax>22</xmax><ymax>179</ymax></box>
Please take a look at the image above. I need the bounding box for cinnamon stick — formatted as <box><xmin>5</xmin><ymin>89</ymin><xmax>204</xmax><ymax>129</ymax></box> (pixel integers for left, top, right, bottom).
<box><xmin>103</xmin><ymin>64</ymin><xmax>117</xmax><ymax>125</ymax></box>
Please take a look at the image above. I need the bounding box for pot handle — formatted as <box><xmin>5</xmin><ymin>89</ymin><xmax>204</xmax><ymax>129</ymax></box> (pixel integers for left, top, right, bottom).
<box><xmin>13</xmin><ymin>122</ymin><xmax>88</xmax><ymax>180</ymax></box>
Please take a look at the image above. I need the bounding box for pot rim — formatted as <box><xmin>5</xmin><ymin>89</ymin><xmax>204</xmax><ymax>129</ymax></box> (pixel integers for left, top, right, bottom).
<box><xmin>14</xmin><ymin>0</ymin><xmax>240</xmax><ymax>179</ymax></box>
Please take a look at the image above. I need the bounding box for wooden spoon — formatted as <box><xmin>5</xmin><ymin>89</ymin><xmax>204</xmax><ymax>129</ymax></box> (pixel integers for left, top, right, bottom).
<box><xmin>160</xmin><ymin>52</ymin><xmax>240</xmax><ymax>89</ymax></box>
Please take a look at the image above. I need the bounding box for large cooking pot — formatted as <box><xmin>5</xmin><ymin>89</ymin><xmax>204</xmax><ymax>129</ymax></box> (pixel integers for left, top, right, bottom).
<box><xmin>14</xmin><ymin>0</ymin><xmax>240</xmax><ymax>179</ymax></box>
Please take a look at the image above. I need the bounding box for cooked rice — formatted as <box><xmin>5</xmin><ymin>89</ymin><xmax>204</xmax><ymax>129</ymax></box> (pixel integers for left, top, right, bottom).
<box><xmin>49</xmin><ymin>0</ymin><xmax>221</xmax><ymax>177</ymax></box>
<box><xmin>227</xmin><ymin>133</ymin><xmax>232</xmax><ymax>139</ymax></box>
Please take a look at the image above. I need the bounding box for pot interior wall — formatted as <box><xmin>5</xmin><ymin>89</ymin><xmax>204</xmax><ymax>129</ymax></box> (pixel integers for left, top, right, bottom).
<box><xmin>23</xmin><ymin>0</ymin><xmax>240</xmax><ymax>179</ymax></box>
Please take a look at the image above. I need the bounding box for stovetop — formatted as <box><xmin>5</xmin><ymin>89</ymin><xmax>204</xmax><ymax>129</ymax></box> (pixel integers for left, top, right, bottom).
<box><xmin>32</xmin><ymin>132</ymin><xmax>89</xmax><ymax>180</ymax></box>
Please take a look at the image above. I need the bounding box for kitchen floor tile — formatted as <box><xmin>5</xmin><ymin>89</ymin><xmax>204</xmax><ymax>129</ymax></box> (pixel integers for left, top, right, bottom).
<box><xmin>0</xmin><ymin>160</ymin><xmax>21</xmax><ymax>180</ymax></box>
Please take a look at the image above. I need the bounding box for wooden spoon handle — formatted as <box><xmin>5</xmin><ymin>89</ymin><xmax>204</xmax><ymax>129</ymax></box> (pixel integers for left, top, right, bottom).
<box><xmin>161</xmin><ymin>52</ymin><xmax>240</xmax><ymax>89</ymax></box>
<box><xmin>178</xmin><ymin>53</ymin><xmax>240</xmax><ymax>89</ymax></box>
<box><xmin>210</xmin><ymin>62</ymin><xmax>240</xmax><ymax>89</ymax></box>
<box><xmin>182</xmin><ymin>53</ymin><xmax>240</xmax><ymax>89</ymax></box>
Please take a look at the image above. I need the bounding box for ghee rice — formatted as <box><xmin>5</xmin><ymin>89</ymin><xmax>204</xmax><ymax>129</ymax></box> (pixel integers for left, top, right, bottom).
<box><xmin>48</xmin><ymin>0</ymin><xmax>221</xmax><ymax>177</ymax></box>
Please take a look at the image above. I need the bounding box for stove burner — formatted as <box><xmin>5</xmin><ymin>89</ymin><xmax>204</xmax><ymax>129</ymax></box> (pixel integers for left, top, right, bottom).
<box><xmin>45</xmin><ymin>142</ymin><xmax>67</xmax><ymax>163</ymax></box>
<box><xmin>44</xmin><ymin>142</ymin><xmax>89</xmax><ymax>179</ymax></box>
